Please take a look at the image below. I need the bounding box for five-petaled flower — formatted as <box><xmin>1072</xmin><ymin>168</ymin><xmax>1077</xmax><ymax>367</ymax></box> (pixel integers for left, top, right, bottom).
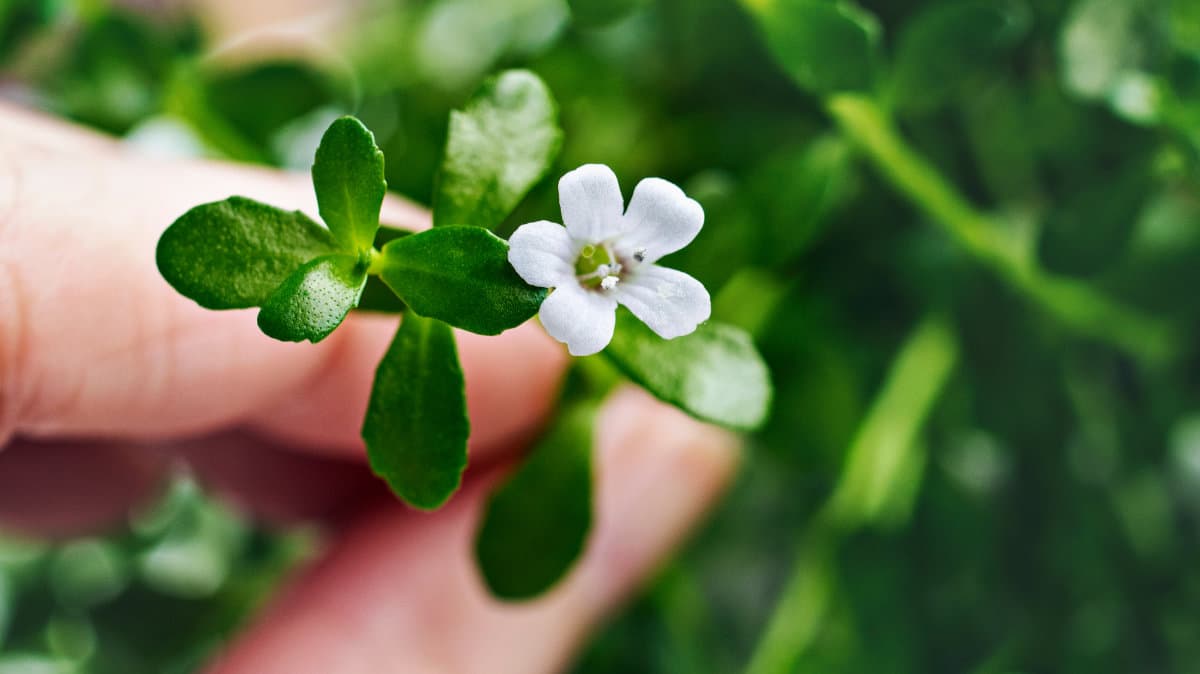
<box><xmin>508</xmin><ymin>164</ymin><xmax>711</xmax><ymax>356</ymax></box>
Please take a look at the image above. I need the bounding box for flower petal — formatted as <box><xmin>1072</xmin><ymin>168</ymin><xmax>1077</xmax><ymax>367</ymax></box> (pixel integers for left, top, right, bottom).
<box><xmin>538</xmin><ymin>283</ymin><xmax>618</xmax><ymax>356</ymax></box>
<box><xmin>559</xmin><ymin>164</ymin><xmax>624</xmax><ymax>243</ymax></box>
<box><xmin>615</xmin><ymin>265</ymin><xmax>711</xmax><ymax>340</ymax></box>
<box><xmin>617</xmin><ymin>178</ymin><xmax>704</xmax><ymax>264</ymax></box>
<box><xmin>507</xmin><ymin>220</ymin><xmax>578</xmax><ymax>288</ymax></box>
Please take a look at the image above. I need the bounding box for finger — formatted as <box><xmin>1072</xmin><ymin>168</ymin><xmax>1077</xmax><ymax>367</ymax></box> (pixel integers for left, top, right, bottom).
<box><xmin>0</xmin><ymin>437</ymin><xmax>169</xmax><ymax>538</ymax></box>
<box><xmin>0</xmin><ymin>107</ymin><xmax>567</xmax><ymax>459</ymax></box>
<box><xmin>205</xmin><ymin>389</ymin><xmax>740</xmax><ymax>674</ymax></box>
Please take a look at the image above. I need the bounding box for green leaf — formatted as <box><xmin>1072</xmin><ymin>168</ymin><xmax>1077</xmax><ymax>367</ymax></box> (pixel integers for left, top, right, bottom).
<box><xmin>378</xmin><ymin>226</ymin><xmax>547</xmax><ymax>335</ymax></box>
<box><xmin>257</xmin><ymin>255</ymin><xmax>367</xmax><ymax>343</ymax></box>
<box><xmin>362</xmin><ymin>315</ymin><xmax>469</xmax><ymax>510</ymax></box>
<box><xmin>433</xmin><ymin>69</ymin><xmax>562</xmax><ymax>229</ymax></box>
<box><xmin>748</xmin><ymin>0</ymin><xmax>880</xmax><ymax>96</ymax></box>
<box><xmin>312</xmin><ymin>116</ymin><xmax>387</xmax><ymax>251</ymax></box>
<box><xmin>157</xmin><ymin>196</ymin><xmax>337</xmax><ymax>310</ymax></box>
<box><xmin>476</xmin><ymin>401</ymin><xmax>595</xmax><ymax>599</ymax></box>
<box><xmin>603</xmin><ymin>310</ymin><xmax>772</xmax><ymax>431</ymax></box>
<box><xmin>891</xmin><ymin>0</ymin><xmax>1030</xmax><ymax>114</ymax></box>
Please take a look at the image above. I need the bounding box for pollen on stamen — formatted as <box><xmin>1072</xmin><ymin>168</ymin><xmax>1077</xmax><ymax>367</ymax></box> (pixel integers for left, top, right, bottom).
<box><xmin>633</xmin><ymin>247</ymin><xmax>647</xmax><ymax>262</ymax></box>
<box><xmin>600</xmin><ymin>275</ymin><xmax>620</xmax><ymax>291</ymax></box>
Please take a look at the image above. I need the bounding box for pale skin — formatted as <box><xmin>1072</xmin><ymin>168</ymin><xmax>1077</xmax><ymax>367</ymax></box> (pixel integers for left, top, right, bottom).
<box><xmin>0</xmin><ymin>105</ymin><xmax>738</xmax><ymax>672</ymax></box>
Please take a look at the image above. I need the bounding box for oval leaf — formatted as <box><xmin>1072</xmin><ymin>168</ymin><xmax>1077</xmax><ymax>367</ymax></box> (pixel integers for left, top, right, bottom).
<box><xmin>476</xmin><ymin>402</ymin><xmax>595</xmax><ymax>600</ymax></box>
<box><xmin>362</xmin><ymin>315</ymin><xmax>469</xmax><ymax>510</ymax></box>
<box><xmin>433</xmin><ymin>69</ymin><xmax>562</xmax><ymax>228</ymax></box>
<box><xmin>603</xmin><ymin>310</ymin><xmax>772</xmax><ymax>431</ymax></box>
<box><xmin>891</xmin><ymin>0</ymin><xmax>1030</xmax><ymax>113</ymax></box>
<box><xmin>378</xmin><ymin>226</ymin><xmax>547</xmax><ymax>335</ymax></box>
<box><xmin>749</xmin><ymin>0</ymin><xmax>880</xmax><ymax>95</ymax></box>
<box><xmin>312</xmin><ymin>116</ymin><xmax>386</xmax><ymax>251</ymax></box>
<box><xmin>157</xmin><ymin>196</ymin><xmax>336</xmax><ymax>310</ymax></box>
<box><xmin>257</xmin><ymin>254</ymin><xmax>367</xmax><ymax>343</ymax></box>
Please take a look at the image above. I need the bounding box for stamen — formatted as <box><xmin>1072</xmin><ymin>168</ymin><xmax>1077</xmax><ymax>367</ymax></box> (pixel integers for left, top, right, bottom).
<box><xmin>600</xmin><ymin>275</ymin><xmax>619</xmax><ymax>291</ymax></box>
<box><xmin>633</xmin><ymin>247</ymin><xmax>647</xmax><ymax>262</ymax></box>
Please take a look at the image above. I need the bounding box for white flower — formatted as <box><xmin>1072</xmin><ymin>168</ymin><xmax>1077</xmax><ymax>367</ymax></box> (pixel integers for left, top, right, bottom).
<box><xmin>508</xmin><ymin>164</ymin><xmax>711</xmax><ymax>356</ymax></box>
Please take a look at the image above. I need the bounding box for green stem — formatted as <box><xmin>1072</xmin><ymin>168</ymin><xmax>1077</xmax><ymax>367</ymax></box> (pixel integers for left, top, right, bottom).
<box><xmin>744</xmin><ymin>316</ymin><xmax>959</xmax><ymax>674</ymax></box>
<box><xmin>826</xmin><ymin>94</ymin><xmax>1176</xmax><ymax>363</ymax></box>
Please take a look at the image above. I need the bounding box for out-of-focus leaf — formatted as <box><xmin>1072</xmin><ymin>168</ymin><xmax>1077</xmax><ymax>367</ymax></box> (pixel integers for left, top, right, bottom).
<box><xmin>476</xmin><ymin>402</ymin><xmax>595</xmax><ymax>599</ymax></box>
<box><xmin>891</xmin><ymin>0</ymin><xmax>1030</xmax><ymax>113</ymax></box>
<box><xmin>747</xmin><ymin>0</ymin><xmax>880</xmax><ymax>95</ymax></box>
<box><xmin>568</xmin><ymin>0</ymin><xmax>648</xmax><ymax>26</ymax></box>
<box><xmin>203</xmin><ymin>61</ymin><xmax>351</xmax><ymax>153</ymax></box>
<box><xmin>603</xmin><ymin>310</ymin><xmax>772</xmax><ymax>431</ymax></box>
<box><xmin>1037</xmin><ymin>165</ymin><xmax>1152</xmax><ymax>277</ymax></box>
<box><xmin>433</xmin><ymin>69</ymin><xmax>562</xmax><ymax>229</ymax></box>
<box><xmin>362</xmin><ymin>315</ymin><xmax>469</xmax><ymax>510</ymax></box>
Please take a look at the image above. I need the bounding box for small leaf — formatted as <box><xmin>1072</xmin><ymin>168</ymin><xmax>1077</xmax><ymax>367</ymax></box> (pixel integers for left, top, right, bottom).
<box><xmin>603</xmin><ymin>310</ymin><xmax>772</xmax><ymax>431</ymax></box>
<box><xmin>891</xmin><ymin>0</ymin><xmax>1030</xmax><ymax>114</ymax></box>
<box><xmin>257</xmin><ymin>255</ymin><xmax>367</xmax><ymax>343</ymax></box>
<box><xmin>476</xmin><ymin>402</ymin><xmax>595</xmax><ymax>600</ymax></box>
<box><xmin>433</xmin><ymin>69</ymin><xmax>562</xmax><ymax>229</ymax></box>
<box><xmin>748</xmin><ymin>0</ymin><xmax>880</xmax><ymax>96</ymax></box>
<box><xmin>378</xmin><ymin>226</ymin><xmax>547</xmax><ymax>335</ymax></box>
<box><xmin>157</xmin><ymin>196</ymin><xmax>336</xmax><ymax>310</ymax></box>
<box><xmin>312</xmin><ymin>116</ymin><xmax>386</xmax><ymax>251</ymax></box>
<box><xmin>362</xmin><ymin>314</ymin><xmax>469</xmax><ymax>510</ymax></box>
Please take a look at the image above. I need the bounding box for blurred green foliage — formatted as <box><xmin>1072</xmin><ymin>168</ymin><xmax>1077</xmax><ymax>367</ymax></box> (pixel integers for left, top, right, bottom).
<box><xmin>6</xmin><ymin>0</ymin><xmax>1200</xmax><ymax>671</ymax></box>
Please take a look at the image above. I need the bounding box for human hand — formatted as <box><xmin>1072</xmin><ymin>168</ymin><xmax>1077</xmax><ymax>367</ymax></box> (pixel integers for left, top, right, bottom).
<box><xmin>0</xmin><ymin>105</ymin><xmax>738</xmax><ymax>673</ymax></box>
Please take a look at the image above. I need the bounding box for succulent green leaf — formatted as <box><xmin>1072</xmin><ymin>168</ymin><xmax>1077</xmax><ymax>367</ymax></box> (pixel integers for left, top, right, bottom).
<box><xmin>603</xmin><ymin>310</ymin><xmax>772</xmax><ymax>431</ymax></box>
<box><xmin>312</xmin><ymin>116</ymin><xmax>386</xmax><ymax>251</ymax></box>
<box><xmin>476</xmin><ymin>402</ymin><xmax>595</xmax><ymax>600</ymax></box>
<box><xmin>748</xmin><ymin>0</ymin><xmax>880</xmax><ymax>95</ymax></box>
<box><xmin>157</xmin><ymin>196</ymin><xmax>337</xmax><ymax>310</ymax></box>
<box><xmin>362</xmin><ymin>315</ymin><xmax>469</xmax><ymax>510</ymax></box>
<box><xmin>891</xmin><ymin>0</ymin><xmax>1030</xmax><ymax>113</ymax></box>
<box><xmin>378</xmin><ymin>226</ymin><xmax>547</xmax><ymax>335</ymax></box>
<box><xmin>433</xmin><ymin>69</ymin><xmax>562</xmax><ymax>229</ymax></box>
<box><xmin>256</xmin><ymin>255</ymin><xmax>367</xmax><ymax>343</ymax></box>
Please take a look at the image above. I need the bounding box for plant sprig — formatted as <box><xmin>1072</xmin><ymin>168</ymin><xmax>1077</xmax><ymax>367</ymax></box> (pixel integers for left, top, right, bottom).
<box><xmin>156</xmin><ymin>68</ymin><xmax>773</xmax><ymax>598</ymax></box>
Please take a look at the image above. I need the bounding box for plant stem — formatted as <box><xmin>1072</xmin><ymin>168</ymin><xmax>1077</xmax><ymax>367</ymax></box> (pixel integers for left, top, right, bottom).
<box><xmin>826</xmin><ymin>94</ymin><xmax>1177</xmax><ymax>363</ymax></box>
<box><xmin>744</xmin><ymin>316</ymin><xmax>958</xmax><ymax>674</ymax></box>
